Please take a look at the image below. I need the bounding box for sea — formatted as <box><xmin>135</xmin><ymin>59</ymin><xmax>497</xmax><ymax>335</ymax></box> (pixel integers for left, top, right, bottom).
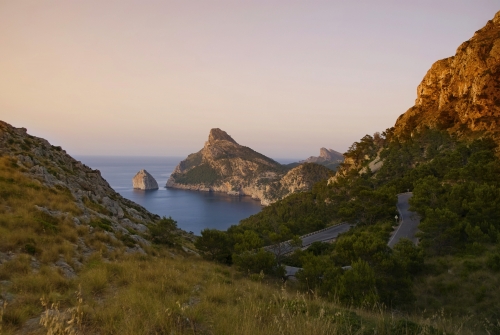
<box><xmin>75</xmin><ymin>156</ymin><xmax>298</xmax><ymax>235</ymax></box>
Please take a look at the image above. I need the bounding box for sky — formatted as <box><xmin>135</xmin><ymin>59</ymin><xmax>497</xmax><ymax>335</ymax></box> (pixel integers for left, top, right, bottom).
<box><xmin>1</xmin><ymin>1</ymin><xmax>498</xmax><ymax>159</ymax></box>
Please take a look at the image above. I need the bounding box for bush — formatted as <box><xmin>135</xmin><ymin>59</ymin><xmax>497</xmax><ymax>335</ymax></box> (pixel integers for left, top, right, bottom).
<box><xmin>194</xmin><ymin>229</ymin><xmax>232</xmax><ymax>264</ymax></box>
<box><xmin>149</xmin><ymin>216</ymin><xmax>178</xmax><ymax>246</ymax></box>
<box><xmin>233</xmin><ymin>249</ymin><xmax>283</xmax><ymax>276</ymax></box>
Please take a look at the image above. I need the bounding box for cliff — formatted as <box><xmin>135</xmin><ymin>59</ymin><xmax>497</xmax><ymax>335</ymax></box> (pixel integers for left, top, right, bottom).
<box><xmin>329</xmin><ymin>11</ymin><xmax>500</xmax><ymax>183</ymax></box>
<box><xmin>393</xmin><ymin>10</ymin><xmax>500</xmax><ymax>144</ymax></box>
<box><xmin>166</xmin><ymin>128</ymin><xmax>331</xmax><ymax>205</ymax></box>
<box><xmin>133</xmin><ymin>169</ymin><xmax>159</xmax><ymax>190</ymax></box>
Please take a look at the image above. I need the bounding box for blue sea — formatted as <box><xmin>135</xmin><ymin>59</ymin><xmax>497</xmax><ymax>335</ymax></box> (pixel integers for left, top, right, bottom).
<box><xmin>75</xmin><ymin>156</ymin><xmax>298</xmax><ymax>235</ymax></box>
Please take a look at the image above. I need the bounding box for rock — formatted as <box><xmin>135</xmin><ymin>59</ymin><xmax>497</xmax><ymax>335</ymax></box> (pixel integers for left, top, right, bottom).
<box><xmin>101</xmin><ymin>196</ymin><xmax>124</xmax><ymax>218</ymax></box>
<box><xmin>166</xmin><ymin>128</ymin><xmax>332</xmax><ymax>205</ymax></box>
<box><xmin>130</xmin><ymin>234</ymin><xmax>150</xmax><ymax>246</ymax></box>
<box><xmin>302</xmin><ymin>148</ymin><xmax>344</xmax><ymax>163</ymax></box>
<box><xmin>120</xmin><ymin>218</ymin><xmax>148</xmax><ymax>233</ymax></box>
<box><xmin>132</xmin><ymin>169</ymin><xmax>159</xmax><ymax>190</ymax></box>
<box><xmin>208</xmin><ymin>128</ymin><xmax>238</xmax><ymax>144</ymax></box>
<box><xmin>393</xmin><ymin>10</ymin><xmax>500</xmax><ymax>145</ymax></box>
<box><xmin>54</xmin><ymin>259</ymin><xmax>77</xmax><ymax>279</ymax></box>
<box><xmin>125</xmin><ymin>245</ymin><xmax>146</xmax><ymax>255</ymax></box>
<box><xmin>182</xmin><ymin>246</ymin><xmax>200</xmax><ymax>257</ymax></box>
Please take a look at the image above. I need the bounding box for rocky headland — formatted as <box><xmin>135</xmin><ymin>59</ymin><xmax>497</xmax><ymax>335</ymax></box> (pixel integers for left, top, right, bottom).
<box><xmin>331</xmin><ymin>10</ymin><xmax>500</xmax><ymax>182</ymax></box>
<box><xmin>393</xmin><ymin>10</ymin><xmax>500</xmax><ymax>144</ymax></box>
<box><xmin>166</xmin><ymin>128</ymin><xmax>332</xmax><ymax>205</ymax></box>
<box><xmin>132</xmin><ymin>169</ymin><xmax>158</xmax><ymax>190</ymax></box>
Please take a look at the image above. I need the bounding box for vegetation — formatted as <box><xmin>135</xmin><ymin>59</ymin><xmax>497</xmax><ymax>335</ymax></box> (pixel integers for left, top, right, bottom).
<box><xmin>0</xmin><ymin>153</ymin><xmax>464</xmax><ymax>334</ymax></box>
<box><xmin>3</xmin><ymin>122</ymin><xmax>500</xmax><ymax>333</ymax></box>
<box><xmin>193</xmin><ymin>128</ymin><xmax>500</xmax><ymax>333</ymax></box>
<box><xmin>172</xmin><ymin>163</ymin><xmax>221</xmax><ymax>185</ymax></box>
<box><xmin>149</xmin><ymin>216</ymin><xmax>178</xmax><ymax>246</ymax></box>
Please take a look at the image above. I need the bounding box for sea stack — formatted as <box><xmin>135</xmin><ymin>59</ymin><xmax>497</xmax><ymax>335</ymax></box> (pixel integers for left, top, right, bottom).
<box><xmin>132</xmin><ymin>169</ymin><xmax>159</xmax><ymax>190</ymax></box>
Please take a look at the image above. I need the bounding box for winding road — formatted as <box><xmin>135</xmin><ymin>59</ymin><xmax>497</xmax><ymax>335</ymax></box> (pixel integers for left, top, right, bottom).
<box><xmin>301</xmin><ymin>223</ymin><xmax>352</xmax><ymax>247</ymax></box>
<box><xmin>284</xmin><ymin>193</ymin><xmax>420</xmax><ymax>277</ymax></box>
<box><xmin>266</xmin><ymin>223</ymin><xmax>352</xmax><ymax>257</ymax></box>
<box><xmin>388</xmin><ymin>192</ymin><xmax>420</xmax><ymax>248</ymax></box>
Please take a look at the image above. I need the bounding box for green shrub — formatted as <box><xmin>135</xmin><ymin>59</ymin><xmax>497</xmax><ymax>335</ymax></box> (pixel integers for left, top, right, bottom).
<box><xmin>173</xmin><ymin>163</ymin><xmax>220</xmax><ymax>185</ymax></box>
<box><xmin>149</xmin><ymin>216</ymin><xmax>177</xmax><ymax>246</ymax></box>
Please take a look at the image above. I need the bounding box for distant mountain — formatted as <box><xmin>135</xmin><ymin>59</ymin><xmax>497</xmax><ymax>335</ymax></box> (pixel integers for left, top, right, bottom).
<box><xmin>166</xmin><ymin>128</ymin><xmax>332</xmax><ymax>205</ymax></box>
<box><xmin>301</xmin><ymin>148</ymin><xmax>344</xmax><ymax>164</ymax></box>
<box><xmin>298</xmin><ymin>147</ymin><xmax>344</xmax><ymax>171</ymax></box>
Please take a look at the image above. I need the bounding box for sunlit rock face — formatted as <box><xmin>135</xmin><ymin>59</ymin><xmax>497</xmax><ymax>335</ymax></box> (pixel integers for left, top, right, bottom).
<box><xmin>393</xmin><ymin>11</ymin><xmax>500</xmax><ymax>144</ymax></box>
<box><xmin>133</xmin><ymin>169</ymin><xmax>159</xmax><ymax>190</ymax></box>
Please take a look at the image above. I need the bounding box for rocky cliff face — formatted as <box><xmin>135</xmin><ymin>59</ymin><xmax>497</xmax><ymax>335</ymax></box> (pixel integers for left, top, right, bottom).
<box><xmin>329</xmin><ymin>11</ymin><xmax>500</xmax><ymax>184</ymax></box>
<box><xmin>167</xmin><ymin>128</ymin><xmax>331</xmax><ymax>205</ymax></box>
<box><xmin>133</xmin><ymin>169</ymin><xmax>159</xmax><ymax>190</ymax></box>
<box><xmin>394</xmin><ymin>11</ymin><xmax>500</xmax><ymax>144</ymax></box>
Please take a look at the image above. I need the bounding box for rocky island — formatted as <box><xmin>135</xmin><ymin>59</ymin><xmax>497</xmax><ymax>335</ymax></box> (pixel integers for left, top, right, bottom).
<box><xmin>132</xmin><ymin>169</ymin><xmax>159</xmax><ymax>190</ymax></box>
<box><xmin>166</xmin><ymin>128</ymin><xmax>332</xmax><ymax>205</ymax></box>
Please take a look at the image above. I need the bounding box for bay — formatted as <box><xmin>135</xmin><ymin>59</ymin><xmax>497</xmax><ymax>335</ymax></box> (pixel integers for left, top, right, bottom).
<box><xmin>75</xmin><ymin>156</ymin><xmax>271</xmax><ymax>235</ymax></box>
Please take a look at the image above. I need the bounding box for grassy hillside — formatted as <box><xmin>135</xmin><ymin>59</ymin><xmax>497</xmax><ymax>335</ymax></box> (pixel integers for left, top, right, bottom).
<box><xmin>0</xmin><ymin>153</ymin><xmax>458</xmax><ymax>334</ymax></box>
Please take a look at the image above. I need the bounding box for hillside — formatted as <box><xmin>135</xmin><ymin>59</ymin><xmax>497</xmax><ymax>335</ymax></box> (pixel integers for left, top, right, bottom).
<box><xmin>191</xmin><ymin>11</ymin><xmax>500</xmax><ymax>333</ymax></box>
<box><xmin>0</xmin><ymin>120</ymin><xmax>446</xmax><ymax>334</ymax></box>
<box><xmin>167</xmin><ymin>128</ymin><xmax>332</xmax><ymax>205</ymax></box>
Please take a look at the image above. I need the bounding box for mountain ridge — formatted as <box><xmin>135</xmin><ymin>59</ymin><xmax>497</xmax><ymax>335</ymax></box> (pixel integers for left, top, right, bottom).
<box><xmin>166</xmin><ymin>128</ymin><xmax>332</xmax><ymax>205</ymax></box>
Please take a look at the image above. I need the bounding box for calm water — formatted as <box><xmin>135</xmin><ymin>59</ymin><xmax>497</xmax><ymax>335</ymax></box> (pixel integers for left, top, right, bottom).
<box><xmin>75</xmin><ymin>156</ymin><xmax>275</xmax><ymax>235</ymax></box>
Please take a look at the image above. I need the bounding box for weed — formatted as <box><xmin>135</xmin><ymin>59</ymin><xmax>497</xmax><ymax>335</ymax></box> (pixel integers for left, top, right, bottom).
<box><xmin>40</xmin><ymin>285</ymin><xmax>83</xmax><ymax>335</ymax></box>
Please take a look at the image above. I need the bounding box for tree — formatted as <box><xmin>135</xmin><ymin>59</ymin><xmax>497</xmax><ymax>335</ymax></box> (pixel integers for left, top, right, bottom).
<box><xmin>392</xmin><ymin>239</ymin><xmax>424</xmax><ymax>275</ymax></box>
<box><xmin>194</xmin><ymin>229</ymin><xmax>232</xmax><ymax>264</ymax></box>
<box><xmin>232</xmin><ymin>230</ymin><xmax>263</xmax><ymax>253</ymax></box>
<box><xmin>263</xmin><ymin>224</ymin><xmax>302</xmax><ymax>266</ymax></box>
<box><xmin>233</xmin><ymin>249</ymin><xmax>283</xmax><ymax>276</ymax></box>
<box><xmin>335</xmin><ymin>259</ymin><xmax>379</xmax><ymax>307</ymax></box>
<box><xmin>149</xmin><ymin>216</ymin><xmax>178</xmax><ymax>246</ymax></box>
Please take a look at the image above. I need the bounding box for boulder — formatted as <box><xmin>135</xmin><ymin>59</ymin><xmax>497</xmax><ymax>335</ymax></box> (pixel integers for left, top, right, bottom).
<box><xmin>132</xmin><ymin>169</ymin><xmax>159</xmax><ymax>190</ymax></box>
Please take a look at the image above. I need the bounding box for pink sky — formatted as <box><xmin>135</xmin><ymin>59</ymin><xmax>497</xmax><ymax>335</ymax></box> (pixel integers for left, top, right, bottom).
<box><xmin>1</xmin><ymin>1</ymin><xmax>498</xmax><ymax>159</ymax></box>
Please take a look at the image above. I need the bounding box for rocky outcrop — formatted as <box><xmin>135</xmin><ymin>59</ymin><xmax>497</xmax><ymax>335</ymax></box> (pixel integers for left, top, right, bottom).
<box><xmin>393</xmin><ymin>11</ymin><xmax>500</xmax><ymax>145</ymax></box>
<box><xmin>133</xmin><ymin>169</ymin><xmax>158</xmax><ymax>190</ymax></box>
<box><xmin>302</xmin><ymin>148</ymin><xmax>343</xmax><ymax>163</ymax></box>
<box><xmin>0</xmin><ymin>120</ymin><xmax>193</xmax><ymax>255</ymax></box>
<box><xmin>167</xmin><ymin>128</ymin><xmax>331</xmax><ymax>205</ymax></box>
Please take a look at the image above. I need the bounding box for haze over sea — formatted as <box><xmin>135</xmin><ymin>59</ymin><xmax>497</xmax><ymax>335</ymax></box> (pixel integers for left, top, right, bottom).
<box><xmin>76</xmin><ymin>156</ymin><xmax>298</xmax><ymax>235</ymax></box>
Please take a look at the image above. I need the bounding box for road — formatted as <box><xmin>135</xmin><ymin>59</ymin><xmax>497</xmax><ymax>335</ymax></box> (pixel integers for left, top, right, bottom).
<box><xmin>388</xmin><ymin>192</ymin><xmax>420</xmax><ymax>248</ymax></box>
<box><xmin>301</xmin><ymin>223</ymin><xmax>352</xmax><ymax>247</ymax></box>
<box><xmin>266</xmin><ymin>223</ymin><xmax>352</xmax><ymax>257</ymax></box>
<box><xmin>285</xmin><ymin>194</ymin><xmax>420</xmax><ymax>277</ymax></box>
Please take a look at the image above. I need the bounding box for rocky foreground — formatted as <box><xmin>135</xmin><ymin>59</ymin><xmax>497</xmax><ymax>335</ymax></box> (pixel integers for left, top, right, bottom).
<box><xmin>0</xmin><ymin>121</ymin><xmax>192</xmax><ymax>258</ymax></box>
<box><xmin>166</xmin><ymin>128</ymin><xmax>332</xmax><ymax>205</ymax></box>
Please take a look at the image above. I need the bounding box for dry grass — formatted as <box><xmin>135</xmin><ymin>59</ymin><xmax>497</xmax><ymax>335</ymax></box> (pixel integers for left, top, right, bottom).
<box><xmin>1</xmin><ymin>249</ymin><xmax>487</xmax><ymax>334</ymax></box>
<box><xmin>0</xmin><ymin>155</ymin><xmax>490</xmax><ymax>334</ymax></box>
